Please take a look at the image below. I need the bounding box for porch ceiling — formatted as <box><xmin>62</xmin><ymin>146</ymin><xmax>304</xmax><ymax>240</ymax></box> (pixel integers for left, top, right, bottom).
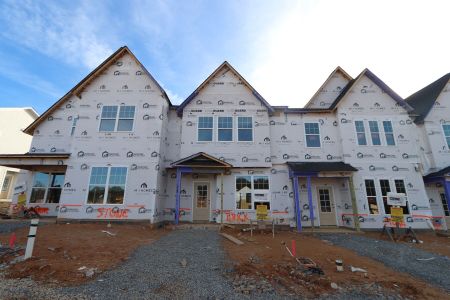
<box><xmin>0</xmin><ymin>153</ymin><xmax>70</xmax><ymax>171</ymax></box>
<box><xmin>424</xmin><ymin>165</ymin><xmax>450</xmax><ymax>179</ymax></box>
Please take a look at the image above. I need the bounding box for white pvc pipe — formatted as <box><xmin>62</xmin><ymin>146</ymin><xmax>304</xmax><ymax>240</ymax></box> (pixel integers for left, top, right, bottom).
<box><xmin>24</xmin><ymin>219</ymin><xmax>39</xmax><ymax>260</ymax></box>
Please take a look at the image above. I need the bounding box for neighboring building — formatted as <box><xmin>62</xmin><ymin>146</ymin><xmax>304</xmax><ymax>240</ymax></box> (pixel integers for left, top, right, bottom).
<box><xmin>0</xmin><ymin>108</ymin><xmax>38</xmax><ymax>214</ymax></box>
<box><xmin>0</xmin><ymin>46</ymin><xmax>447</xmax><ymax>230</ymax></box>
<box><xmin>405</xmin><ymin>75</ymin><xmax>450</xmax><ymax>228</ymax></box>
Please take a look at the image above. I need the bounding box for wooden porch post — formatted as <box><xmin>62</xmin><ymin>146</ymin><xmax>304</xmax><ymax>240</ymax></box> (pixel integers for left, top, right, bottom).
<box><xmin>348</xmin><ymin>175</ymin><xmax>360</xmax><ymax>231</ymax></box>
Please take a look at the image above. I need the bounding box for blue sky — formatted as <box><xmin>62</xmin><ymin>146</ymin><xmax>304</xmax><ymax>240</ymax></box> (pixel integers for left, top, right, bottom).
<box><xmin>1</xmin><ymin>0</ymin><xmax>450</xmax><ymax>114</ymax></box>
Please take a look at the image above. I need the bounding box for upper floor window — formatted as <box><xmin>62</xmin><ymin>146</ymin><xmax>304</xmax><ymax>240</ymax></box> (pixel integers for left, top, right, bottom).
<box><xmin>99</xmin><ymin>106</ymin><xmax>135</xmax><ymax>132</ymax></box>
<box><xmin>87</xmin><ymin>167</ymin><xmax>127</xmax><ymax>204</ymax></box>
<box><xmin>383</xmin><ymin>121</ymin><xmax>395</xmax><ymax>146</ymax></box>
<box><xmin>443</xmin><ymin>124</ymin><xmax>450</xmax><ymax>149</ymax></box>
<box><xmin>355</xmin><ymin>121</ymin><xmax>367</xmax><ymax>145</ymax></box>
<box><xmin>305</xmin><ymin>122</ymin><xmax>320</xmax><ymax>147</ymax></box>
<box><xmin>218</xmin><ymin>117</ymin><xmax>233</xmax><ymax>141</ymax></box>
<box><xmin>238</xmin><ymin>117</ymin><xmax>253</xmax><ymax>141</ymax></box>
<box><xmin>30</xmin><ymin>172</ymin><xmax>65</xmax><ymax>204</ymax></box>
<box><xmin>71</xmin><ymin>116</ymin><xmax>79</xmax><ymax>136</ymax></box>
<box><xmin>368</xmin><ymin>121</ymin><xmax>381</xmax><ymax>145</ymax></box>
<box><xmin>198</xmin><ymin>117</ymin><xmax>213</xmax><ymax>141</ymax></box>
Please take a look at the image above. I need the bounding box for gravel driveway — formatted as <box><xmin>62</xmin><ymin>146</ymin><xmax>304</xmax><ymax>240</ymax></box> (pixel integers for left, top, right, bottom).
<box><xmin>319</xmin><ymin>233</ymin><xmax>450</xmax><ymax>292</ymax></box>
<box><xmin>0</xmin><ymin>220</ymin><xmax>31</xmax><ymax>234</ymax></box>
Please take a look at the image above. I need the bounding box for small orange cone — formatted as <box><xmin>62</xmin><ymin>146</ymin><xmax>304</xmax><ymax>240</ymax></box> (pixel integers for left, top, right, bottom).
<box><xmin>9</xmin><ymin>232</ymin><xmax>16</xmax><ymax>249</ymax></box>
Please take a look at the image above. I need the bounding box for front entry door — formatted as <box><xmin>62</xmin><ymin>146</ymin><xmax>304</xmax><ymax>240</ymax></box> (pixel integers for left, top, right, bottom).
<box><xmin>317</xmin><ymin>187</ymin><xmax>337</xmax><ymax>226</ymax></box>
<box><xmin>193</xmin><ymin>182</ymin><xmax>210</xmax><ymax>222</ymax></box>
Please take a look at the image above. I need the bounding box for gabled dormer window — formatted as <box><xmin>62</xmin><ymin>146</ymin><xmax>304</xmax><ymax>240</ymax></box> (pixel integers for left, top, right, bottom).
<box><xmin>368</xmin><ymin>121</ymin><xmax>381</xmax><ymax>145</ymax></box>
<box><xmin>383</xmin><ymin>121</ymin><xmax>395</xmax><ymax>146</ymax></box>
<box><xmin>99</xmin><ymin>106</ymin><xmax>135</xmax><ymax>132</ymax></box>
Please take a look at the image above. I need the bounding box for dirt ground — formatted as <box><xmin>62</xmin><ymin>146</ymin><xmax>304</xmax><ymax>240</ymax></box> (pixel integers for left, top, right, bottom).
<box><xmin>0</xmin><ymin>222</ymin><xmax>166</xmax><ymax>285</ymax></box>
<box><xmin>363</xmin><ymin>231</ymin><xmax>450</xmax><ymax>258</ymax></box>
<box><xmin>222</xmin><ymin>228</ymin><xmax>450</xmax><ymax>299</ymax></box>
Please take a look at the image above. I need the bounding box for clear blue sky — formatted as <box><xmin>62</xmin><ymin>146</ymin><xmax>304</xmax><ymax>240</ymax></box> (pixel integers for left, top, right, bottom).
<box><xmin>1</xmin><ymin>0</ymin><xmax>450</xmax><ymax>114</ymax></box>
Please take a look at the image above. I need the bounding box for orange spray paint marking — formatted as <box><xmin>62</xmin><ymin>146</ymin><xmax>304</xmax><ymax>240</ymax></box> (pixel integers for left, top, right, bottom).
<box><xmin>9</xmin><ymin>232</ymin><xmax>16</xmax><ymax>249</ymax></box>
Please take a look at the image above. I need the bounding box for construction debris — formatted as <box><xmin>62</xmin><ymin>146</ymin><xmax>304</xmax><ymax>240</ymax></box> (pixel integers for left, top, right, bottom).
<box><xmin>350</xmin><ymin>266</ymin><xmax>368</xmax><ymax>273</ymax></box>
<box><xmin>221</xmin><ymin>233</ymin><xmax>244</xmax><ymax>245</ymax></box>
<box><xmin>101</xmin><ymin>230</ymin><xmax>116</xmax><ymax>236</ymax></box>
<box><xmin>180</xmin><ymin>258</ymin><xmax>187</xmax><ymax>267</ymax></box>
<box><xmin>416</xmin><ymin>257</ymin><xmax>435</xmax><ymax>261</ymax></box>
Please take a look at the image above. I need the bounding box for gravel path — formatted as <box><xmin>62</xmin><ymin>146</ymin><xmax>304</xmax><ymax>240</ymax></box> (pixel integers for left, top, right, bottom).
<box><xmin>0</xmin><ymin>220</ymin><xmax>31</xmax><ymax>234</ymax></box>
<box><xmin>319</xmin><ymin>233</ymin><xmax>450</xmax><ymax>292</ymax></box>
<box><xmin>61</xmin><ymin>228</ymin><xmax>243</xmax><ymax>299</ymax></box>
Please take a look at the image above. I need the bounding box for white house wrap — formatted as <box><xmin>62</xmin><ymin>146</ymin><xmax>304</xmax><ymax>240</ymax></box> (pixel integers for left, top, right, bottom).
<box><xmin>0</xmin><ymin>46</ymin><xmax>448</xmax><ymax>230</ymax></box>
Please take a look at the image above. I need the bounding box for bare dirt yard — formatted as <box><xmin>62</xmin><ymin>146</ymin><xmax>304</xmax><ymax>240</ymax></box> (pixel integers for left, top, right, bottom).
<box><xmin>222</xmin><ymin>228</ymin><xmax>450</xmax><ymax>299</ymax></box>
<box><xmin>0</xmin><ymin>222</ymin><xmax>166</xmax><ymax>285</ymax></box>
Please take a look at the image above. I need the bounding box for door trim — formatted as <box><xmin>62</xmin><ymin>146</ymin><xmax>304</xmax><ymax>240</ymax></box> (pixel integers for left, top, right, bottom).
<box><xmin>192</xmin><ymin>181</ymin><xmax>211</xmax><ymax>222</ymax></box>
<box><xmin>316</xmin><ymin>186</ymin><xmax>337</xmax><ymax>226</ymax></box>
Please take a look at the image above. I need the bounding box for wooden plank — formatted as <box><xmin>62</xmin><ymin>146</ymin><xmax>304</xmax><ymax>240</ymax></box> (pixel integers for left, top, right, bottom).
<box><xmin>220</xmin><ymin>233</ymin><xmax>244</xmax><ymax>245</ymax></box>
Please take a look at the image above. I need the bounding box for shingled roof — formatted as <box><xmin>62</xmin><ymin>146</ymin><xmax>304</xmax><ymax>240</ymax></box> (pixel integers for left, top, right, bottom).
<box><xmin>405</xmin><ymin>73</ymin><xmax>450</xmax><ymax>124</ymax></box>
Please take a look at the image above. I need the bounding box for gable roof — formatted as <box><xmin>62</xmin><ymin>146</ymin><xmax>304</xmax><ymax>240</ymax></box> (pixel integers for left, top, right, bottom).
<box><xmin>328</xmin><ymin>68</ymin><xmax>414</xmax><ymax>112</ymax></box>
<box><xmin>405</xmin><ymin>73</ymin><xmax>450</xmax><ymax>124</ymax></box>
<box><xmin>171</xmin><ymin>152</ymin><xmax>232</xmax><ymax>168</ymax></box>
<box><xmin>23</xmin><ymin>46</ymin><xmax>171</xmax><ymax>135</ymax></box>
<box><xmin>176</xmin><ymin>61</ymin><xmax>274</xmax><ymax>116</ymax></box>
<box><xmin>304</xmin><ymin>66</ymin><xmax>353</xmax><ymax>108</ymax></box>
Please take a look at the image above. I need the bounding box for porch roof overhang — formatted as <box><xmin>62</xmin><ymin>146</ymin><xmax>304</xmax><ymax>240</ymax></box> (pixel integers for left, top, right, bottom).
<box><xmin>170</xmin><ymin>152</ymin><xmax>232</xmax><ymax>169</ymax></box>
<box><xmin>287</xmin><ymin>161</ymin><xmax>358</xmax><ymax>177</ymax></box>
<box><xmin>0</xmin><ymin>153</ymin><xmax>71</xmax><ymax>171</ymax></box>
<box><xmin>423</xmin><ymin>166</ymin><xmax>450</xmax><ymax>182</ymax></box>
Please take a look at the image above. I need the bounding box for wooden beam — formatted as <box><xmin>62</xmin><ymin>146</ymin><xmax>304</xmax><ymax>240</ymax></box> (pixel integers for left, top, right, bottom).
<box><xmin>220</xmin><ymin>233</ymin><xmax>244</xmax><ymax>245</ymax></box>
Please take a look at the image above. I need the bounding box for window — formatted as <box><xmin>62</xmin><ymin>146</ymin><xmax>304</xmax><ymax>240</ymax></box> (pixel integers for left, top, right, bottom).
<box><xmin>235</xmin><ymin>175</ymin><xmax>269</xmax><ymax>209</ymax></box>
<box><xmin>99</xmin><ymin>106</ymin><xmax>135</xmax><ymax>132</ymax></box>
<box><xmin>30</xmin><ymin>173</ymin><xmax>65</xmax><ymax>203</ymax></box>
<box><xmin>305</xmin><ymin>122</ymin><xmax>321</xmax><ymax>147</ymax></box>
<box><xmin>218</xmin><ymin>117</ymin><xmax>233</xmax><ymax>141</ymax></box>
<box><xmin>365</xmin><ymin>179</ymin><xmax>379</xmax><ymax>214</ymax></box>
<box><xmin>236</xmin><ymin>176</ymin><xmax>252</xmax><ymax>209</ymax></box>
<box><xmin>71</xmin><ymin>116</ymin><xmax>79</xmax><ymax>136</ymax></box>
<box><xmin>1</xmin><ymin>175</ymin><xmax>11</xmax><ymax>192</ymax></box>
<box><xmin>198</xmin><ymin>117</ymin><xmax>213</xmax><ymax>141</ymax></box>
<box><xmin>380</xmin><ymin>179</ymin><xmax>391</xmax><ymax>214</ymax></box>
<box><xmin>383</xmin><ymin>121</ymin><xmax>395</xmax><ymax>146</ymax></box>
<box><xmin>443</xmin><ymin>124</ymin><xmax>450</xmax><ymax>149</ymax></box>
<box><xmin>441</xmin><ymin>193</ymin><xmax>449</xmax><ymax>217</ymax></box>
<box><xmin>355</xmin><ymin>121</ymin><xmax>367</xmax><ymax>145</ymax></box>
<box><xmin>369</xmin><ymin>121</ymin><xmax>381</xmax><ymax>145</ymax></box>
<box><xmin>238</xmin><ymin>117</ymin><xmax>253</xmax><ymax>141</ymax></box>
<box><xmin>87</xmin><ymin>167</ymin><xmax>127</xmax><ymax>204</ymax></box>
<box><xmin>394</xmin><ymin>179</ymin><xmax>409</xmax><ymax>214</ymax></box>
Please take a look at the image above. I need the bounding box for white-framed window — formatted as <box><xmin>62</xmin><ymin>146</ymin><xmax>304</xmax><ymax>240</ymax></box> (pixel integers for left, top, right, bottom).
<box><xmin>305</xmin><ymin>122</ymin><xmax>320</xmax><ymax>147</ymax></box>
<box><xmin>99</xmin><ymin>105</ymin><xmax>135</xmax><ymax>132</ymax></box>
<box><xmin>364</xmin><ymin>179</ymin><xmax>379</xmax><ymax>214</ymax></box>
<box><xmin>30</xmin><ymin>172</ymin><xmax>65</xmax><ymax>203</ymax></box>
<box><xmin>379</xmin><ymin>179</ymin><xmax>391</xmax><ymax>214</ymax></box>
<box><xmin>198</xmin><ymin>116</ymin><xmax>213</xmax><ymax>141</ymax></box>
<box><xmin>394</xmin><ymin>179</ymin><xmax>409</xmax><ymax>214</ymax></box>
<box><xmin>218</xmin><ymin>116</ymin><xmax>233</xmax><ymax>141</ymax></box>
<box><xmin>71</xmin><ymin>116</ymin><xmax>79</xmax><ymax>136</ymax></box>
<box><xmin>235</xmin><ymin>175</ymin><xmax>269</xmax><ymax>209</ymax></box>
<box><xmin>443</xmin><ymin>124</ymin><xmax>450</xmax><ymax>149</ymax></box>
<box><xmin>1</xmin><ymin>175</ymin><xmax>12</xmax><ymax>192</ymax></box>
<box><xmin>87</xmin><ymin>167</ymin><xmax>127</xmax><ymax>204</ymax></box>
<box><xmin>237</xmin><ymin>117</ymin><xmax>253</xmax><ymax>141</ymax></box>
<box><xmin>355</xmin><ymin>121</ymin><xmax>367</xmax><ymax>145</ymax></box>
<box><xmin>383</xmin><ymin>121</ymin><xmax>395</xmax><ymax>146</ymax></box>
<box><xmin>368</xmin><ymin>121</ymin><xmax>381</xmax><ymax>145</ymax></box>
